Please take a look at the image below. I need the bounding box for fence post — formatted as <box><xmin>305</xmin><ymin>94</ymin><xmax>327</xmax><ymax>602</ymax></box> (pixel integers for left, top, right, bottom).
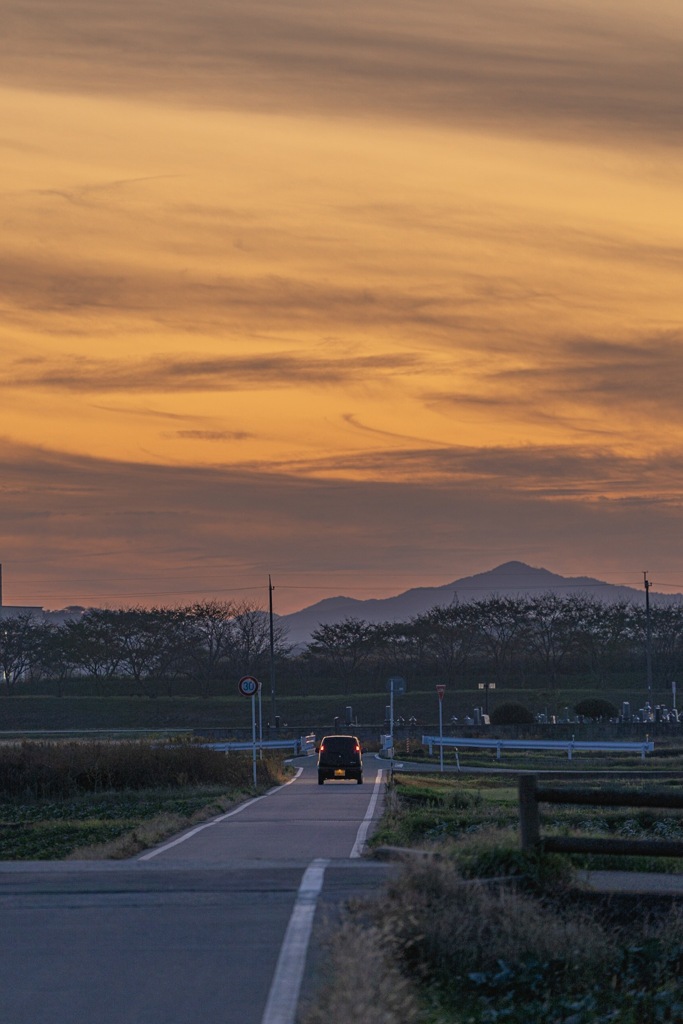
<box><xmin>518</xmin><ymin>774</ymin><xmax>540</xmax><ymax>851</ymax></box>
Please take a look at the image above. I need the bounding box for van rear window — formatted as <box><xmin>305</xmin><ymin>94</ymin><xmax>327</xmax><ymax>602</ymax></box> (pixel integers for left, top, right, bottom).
<box><xmin>321</xmin><ymin>737</ymin><xmax>359</xmax><ymax>754</ymax></box>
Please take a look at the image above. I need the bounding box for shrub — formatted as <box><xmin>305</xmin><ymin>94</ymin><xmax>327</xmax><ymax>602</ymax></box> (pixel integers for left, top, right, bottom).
<box><xmin>574</xmin><ymin>698</ymin><xmax>619</xmax><ymax>720</ymax></box>
<box><xmin>0</xmin><ymin>741</ymin><xmax>283</xmax><ymax>801</ymax></box>
<box><xmin>377</xmin><ymin>859</ymin><xmax>614</xmax><ymax>984</ymax></box>
<box><xmin>457</xmin><ymin>842</ymin><xmax>574</xmax><ymax>894</ymax></box>
<box><xmin>490</xmin><ymin>702</ymin><xmax>534</xmax><ymax>725</ymax></box>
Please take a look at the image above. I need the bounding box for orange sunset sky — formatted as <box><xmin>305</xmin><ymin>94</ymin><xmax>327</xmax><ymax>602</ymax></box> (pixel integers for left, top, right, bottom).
<box><xmin>1</xmin><ymin>0</ymin><xmax>682</xmax><ymax>612</ymax></box>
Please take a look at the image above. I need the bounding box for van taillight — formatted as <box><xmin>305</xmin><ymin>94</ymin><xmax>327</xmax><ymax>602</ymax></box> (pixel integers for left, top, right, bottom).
<box><xmin>320</xmin><ymin>744</ymin><xmax>325</xmax><ymax>752</ymax></box>
<box><xmin>355</xmin><ymin>745</ymin><xmax>360</xmax><ymax>752</ymax></box>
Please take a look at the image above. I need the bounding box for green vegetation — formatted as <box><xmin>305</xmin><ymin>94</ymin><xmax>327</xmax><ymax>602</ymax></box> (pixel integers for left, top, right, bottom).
<box><xmin>489</xmin><ymin>701</ymin><xmax>535</xmax><ymax>724</ymax></box>
<box><xmin>371</xmin><ymin>771</ymin><xmax>683</xmax><ymax>872</ymax></box>
<box><xmin>0</xmin><ymin>740</ymin><xmax>286</xmax><ymax>859</ymax></box>
<box><xmin>0</xmin><ymin>685</ymin><xmax>672</xmax><ymax>734</ymax></box>
<box><xmin>303</xmin><ymin>860</ymin><xmax>683</xmax><ymax>1024</ymax></box>
<box><xmin>3</xmin><ymin>593</ymin><xmax>683</xmax><ymax>718</ymax></box>
<box><xmin>575</xmin><ymin>697</ymin><xmax>621</xmax><ymax>719</ymax></box>
<box><xmin>302</xmin><ymin>771</ymin><xmax>683</xmax><ymax>1023</ymax></box>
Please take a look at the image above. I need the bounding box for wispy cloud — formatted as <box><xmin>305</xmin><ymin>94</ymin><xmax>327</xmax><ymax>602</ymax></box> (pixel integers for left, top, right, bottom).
<box><xmin>276</xmin><ymin>440</ymin><xmax>683</xmax><ymax>499</ymax></box>
<box><xmin>0</xmin><ymin>253</ymin><xmax>476</xmax><ymax>336</ymax></box>
<box><xmin>428</xmin><ymin>333</ymin><xmax>683</xmax><ymax>421</ymax></box>
<box><xmin>174</xmin><ymin>430</ymin><xmax>253</xmax><ymax>441</ymax></box>
<box><xmin>4</xmin><ymin>350</ymin><xmax>418</xmax><ymax>393</ymax></box>
<box><xmin>1</xmin><ymin>437</ymin><xmax>680</xmax><ymax>609</ymax></box>
<box><xmin>3</xmin><ymin>1</ymin><xmax>682</xmax><ymax>145</ymax></box>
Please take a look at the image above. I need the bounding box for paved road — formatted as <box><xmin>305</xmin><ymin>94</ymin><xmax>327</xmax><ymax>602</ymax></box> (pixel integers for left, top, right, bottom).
<box><xmin>0</xmin><ymin>760</ymin><xmax>389</xmax><ymax>1024</ymax></box>
<box><xmin>141</xmin><ymin>761</ymin><xmax>383</xmax><ymax>862</ymax></box>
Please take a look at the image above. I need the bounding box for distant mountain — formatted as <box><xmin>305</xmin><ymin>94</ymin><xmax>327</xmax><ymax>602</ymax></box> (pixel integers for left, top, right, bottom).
<box><xmin>278</xmin><ymin>561</ymin><xmax>680</xmax><ymax>645</ymax></box>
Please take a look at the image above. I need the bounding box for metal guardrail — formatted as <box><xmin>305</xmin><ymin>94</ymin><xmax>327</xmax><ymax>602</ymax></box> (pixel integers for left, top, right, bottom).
<box><xmin>519</xmin><ymin>774</ymin><xmax>683</xmax><ymax>858</ymax></box>
<box><xmin>203</xmin><ymin>734</ymin><xmax>317</xmax><ymax>755</ymax></box>
<box><xmin>422</xmin><ymin>735</ymin><xmax>655</xmax><ymax>761</ymax></box>
<box><xmin>203</xmin><ymin>739</ymin><xmax>301</xmax><ymax>753</ymax></box>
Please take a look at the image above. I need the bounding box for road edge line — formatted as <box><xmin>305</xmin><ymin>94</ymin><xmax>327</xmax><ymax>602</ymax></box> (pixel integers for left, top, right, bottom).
<box><xmin>138</xmin><ymin>767</ymin><xmax>304</xmax><ymax>860</ymax></box>
<box><xmin>260</xmin><ymin>858</ymin><xmax>329</xmax><ymax>1024</ymax></box>
<box><xmin>349</xmin><ymin>768</ymin><xmax>384</xmax><ymax>859</ymax></box>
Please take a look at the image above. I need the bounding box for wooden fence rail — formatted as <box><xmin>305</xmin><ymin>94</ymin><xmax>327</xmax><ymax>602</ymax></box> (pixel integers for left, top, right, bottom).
<box><xmin>518</xmin><ymin>774</ymin><xmax>683</xmax><ymax>859</ymax></box>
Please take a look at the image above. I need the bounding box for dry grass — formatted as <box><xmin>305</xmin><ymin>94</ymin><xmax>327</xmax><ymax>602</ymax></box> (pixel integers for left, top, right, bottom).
<box><xmin>0</xmin><ymin>740</ymin><xmax>285</xmax><ymax>800</ymax></box>
<box><xmin>297</xmin><ymin>921</ymin><xmax>424</xmax><ymax>1024</ymax></box>
<box><xmin>378</xmin><ymin>859</ymin><xmax>614</xmax><ymax>979</ymax></box>
<box><xmin>65</xmin><ymin>794</ymin><xmax>238</xmax><ymax>859</ymax></box>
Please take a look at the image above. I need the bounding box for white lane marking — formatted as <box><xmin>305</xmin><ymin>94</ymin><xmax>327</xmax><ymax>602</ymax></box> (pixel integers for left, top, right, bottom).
<box><xmin>261</xmin><ymin>858</ymin><xmax>329</xmax><ymax>1024</ymax></box>
<box><xmin>349</xmin><ymin>769</ymin><xmax>384</xmax><ymax>859</ymax></box>
<box><xmin>138</xmin><ymin>768</ymin><xmax>304</xmax><ymax>860</ymax></box>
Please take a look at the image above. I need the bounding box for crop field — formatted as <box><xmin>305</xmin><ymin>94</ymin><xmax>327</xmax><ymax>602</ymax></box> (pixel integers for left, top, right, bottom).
<box><xmin>371</xmin><ymin>771</ymin><xmax>683</xmax><ymax>873</ymax></box>
<box><xmin>0</xmin><ymin>740</ymin><xmax>287</xmax><ymax>860</ymax></box>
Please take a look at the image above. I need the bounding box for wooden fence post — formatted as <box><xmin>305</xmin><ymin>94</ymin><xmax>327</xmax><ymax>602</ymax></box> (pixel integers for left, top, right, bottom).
<box><xmin>519</xmin><ymin>774</ymin><xmax>540</xmax><ymax>851</ymax></box>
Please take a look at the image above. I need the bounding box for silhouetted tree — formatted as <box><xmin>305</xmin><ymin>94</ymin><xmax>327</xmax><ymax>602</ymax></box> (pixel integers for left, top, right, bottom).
<box><xmin>473</xmin><ymin>596</ymin><xmax>532</xmax><ymax>685</ymax></box>
<box><xmin>306</xmin><ymin>618</ymin><xmax>381</xmax><ymax>694</ymax></box>
<box><xmin>411</xmin><ymin>602</ymin><xmax>479</xmax><ymax>683</ymax></box>
<box><xmin>0</xmin><ymin>614</ymin><xmax>40</xmax><ymax>695</ymax></box>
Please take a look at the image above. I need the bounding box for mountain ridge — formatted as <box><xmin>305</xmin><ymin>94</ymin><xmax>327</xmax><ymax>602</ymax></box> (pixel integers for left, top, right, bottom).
<box><xmin>279</xmin><ymin>561</ymin><xmax>680</xmax><ymax>645</ymax></box>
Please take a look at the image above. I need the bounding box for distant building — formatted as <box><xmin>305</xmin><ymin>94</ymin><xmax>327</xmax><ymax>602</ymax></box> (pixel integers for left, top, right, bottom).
<box><xmin>0</xmin><ymin>561</ymin><xmax>80</xmax><ymax>622</ymax></box>
<box><xmin>0</xmin><ymin>605</ymin><xmax>44</xmax><ymax>620</ymax></box>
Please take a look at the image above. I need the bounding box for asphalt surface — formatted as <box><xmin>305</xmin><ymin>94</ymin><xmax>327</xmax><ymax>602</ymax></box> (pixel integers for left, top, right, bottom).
<box><xmin>141</xmin><ymin>760</ymin><xmax>383</xmax><ymax>862</ymax></box>
<box><xmin>0</xmin><ymin>759</ymin><xmax>390</xmax><ymax>1024</ymax></box>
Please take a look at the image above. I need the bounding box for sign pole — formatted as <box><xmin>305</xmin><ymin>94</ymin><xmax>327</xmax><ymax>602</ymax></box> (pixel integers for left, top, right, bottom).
<box><xmin>389</xmin><ymin>679</ymin><xmax>395</xmax><ymax>761</ymax></box>
<box><xmin>436</xmin><ymin>684</ymin><xmax>446</xmax><ymax>773</ymax></box>
<box><xmin>439</xmin><ymin>694</ymin><xmax>444</xmax><ymax>772</ymax></box>
<box><xmin>258</xmin><ymin>685</ymin><xmax>263</xmax><ymax>760</ymax></box>
<box><xmin>385</xmin><ymin>677</ymin><xmax>406</xmax><ymax>774</ymax></box>
<box><xmin>238</xmin><ymin>675</ymin><xmax>261</xmax><ymax>788</ymax></box>
<box><xmin>251</xmin><ymin>694</ymin><xmax>257</xmax><ymax>788</ymax></box>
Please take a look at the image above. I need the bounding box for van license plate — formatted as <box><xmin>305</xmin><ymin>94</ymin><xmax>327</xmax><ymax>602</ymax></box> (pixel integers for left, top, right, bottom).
<box><xmin>334</xmin><ymin>769</ymin><xmax>345</xmax><ymax>777</ymax></box>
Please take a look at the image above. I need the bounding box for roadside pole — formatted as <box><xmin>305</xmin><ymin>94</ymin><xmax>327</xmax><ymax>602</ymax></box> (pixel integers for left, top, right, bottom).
<box><xmin>238</xmin><ymin>675</ymin><xmax>261</xmax><ymax>789</ymax></box>
<box><xmin>258</xmin><ymin>685</ymin><xmax>263</xmax><ymax>760</ymax></box>
<box><xmin>436</xmin><ymin>684</ymin><xmax>446</xmax><ymax>773</ymax></box>
<box><xmin>251</xmin><ymin>694</ymin><xmax>257</xmax><ymax>786</ymax></box>
<box><xmin>386</xmin><ymin>676</ymin><xmax>406</xmax><ymax>779</ymax></box>
<box><xmin>390</xmin><ymin>677</ymin><xmax>394</xmax><ymax>773</ymax></box>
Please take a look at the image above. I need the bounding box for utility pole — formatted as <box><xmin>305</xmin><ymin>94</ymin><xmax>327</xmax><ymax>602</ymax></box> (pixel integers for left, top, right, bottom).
<box><xmin>269</xmin><ymin>575</ymin><xmax>276</xmax><ymax>726</ymax></box>
<box><xmin>644</xmin><ymin>571</ymin><xmax>653</xmax><ymax>702</ymax></box>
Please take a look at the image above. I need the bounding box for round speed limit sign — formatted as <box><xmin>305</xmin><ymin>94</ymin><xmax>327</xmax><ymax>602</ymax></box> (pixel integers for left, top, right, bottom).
<box><xmin>238</xmin><ymin>675</ymin><xmax>260</xmax><ymax>697</ymax></box>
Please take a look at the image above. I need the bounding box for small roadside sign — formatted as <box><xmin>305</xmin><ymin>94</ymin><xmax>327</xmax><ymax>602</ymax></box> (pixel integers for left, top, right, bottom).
<box><xmin>436</xmin><ymin>684</ymin><xmax>446</xmax><ymax>701</ymax></box>
<box><xmin>238</xmin><ymin>675</ymin><xmax>260</xmax><ymax>697</ymax></box>
<box><xmin>387</xmin><ymin>676</ymin><xmax>406</xmax><ymax>695</ymax></box>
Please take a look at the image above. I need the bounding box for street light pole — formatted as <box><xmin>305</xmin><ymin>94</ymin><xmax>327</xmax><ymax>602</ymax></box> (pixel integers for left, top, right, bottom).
<box><xmin>478</xmin><ymin>681</ymin><xmax>496</xmax><ymax>715</ymax></box>
<box><xmin>644</xmin><ymin>572</ymin><xmax>653</xmax><ymax>702</ymax></box>
<box><xmin>269</xmin><ymin>575</ymin><xmax>276</xmax><ymax>727</ymax></box>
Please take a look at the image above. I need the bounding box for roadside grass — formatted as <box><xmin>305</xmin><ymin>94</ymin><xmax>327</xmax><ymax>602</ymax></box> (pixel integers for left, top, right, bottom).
<box><xmin>301</xmin><ymin>860</ymin><xmax>683</xmax><ymax>1024</ymax></box>
<box><xmin>370</xmin><ymin>772</ymin><xmax>683</xmax><ymax>873</ymax></box>
<box><xmin>302</xmin><ymin>770</ymin><xmax>683</xmax><ymax>1023</ymax></box>
<box><xmin>0</xmin><ymin>741</ymin><xmax>287</xmax><ymax>859</ymax></box>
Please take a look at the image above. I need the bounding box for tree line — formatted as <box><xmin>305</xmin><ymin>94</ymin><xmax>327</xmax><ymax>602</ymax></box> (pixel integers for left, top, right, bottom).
<box><xmin>0</xmin><ymin>601</ymin><xmax>288</xmax><ymax>697</ymax></box>
<box><xmin>1</xmin><ymin>593</ymin><xmax>682</xmax><ymax>697</ymax></box>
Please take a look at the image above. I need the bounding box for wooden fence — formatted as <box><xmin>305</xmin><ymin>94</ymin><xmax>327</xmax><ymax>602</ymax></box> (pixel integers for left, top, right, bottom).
<box><xmin>518</xmin><ymin>774</ymin><xmax>683</xmax><ymax>859</ymax></box>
